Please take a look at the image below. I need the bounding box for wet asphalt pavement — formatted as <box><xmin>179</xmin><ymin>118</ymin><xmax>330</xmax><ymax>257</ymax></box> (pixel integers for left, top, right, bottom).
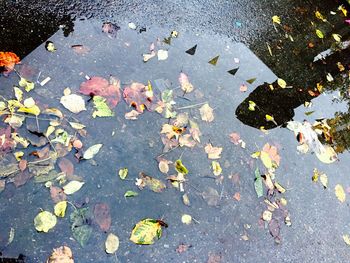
<box><xmin>1</xmin><ymin>0</ymin><xmax>350</xmax><ymax>263</ymax></box>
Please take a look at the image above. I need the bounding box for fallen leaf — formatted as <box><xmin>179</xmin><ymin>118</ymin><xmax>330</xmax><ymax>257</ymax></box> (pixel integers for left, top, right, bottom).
<box><xmin>262</xmin><ymin>210</ymin><xmax>272</xmax><ymax>222</ymax></box>
<box><xmin>176</xmin><ymin>243</ymin><xmax>190</xmax><ymax>253</ymax></box>
<box><xmin>212</xmin><ymin>161</ymin><xmax>222</xmax><ymax>176</ymax></box>
<box><xmin>50</xmin><ymin>186</ymin><xmax>67</xmax><ymax>203</ymax></box>
<box><xmin>272</xmin><ymin>15</ymin><xmax>281</xmax><ymax>24</ymax></box>
<box><xmin>205</xmin><ymin>143</ymin><xmax>222</xmax><ymax>159</ymax></box>
<box><xmin>181</xmin><ymin>214</ymin><xmax>192</xmax><ymax>225</ymax></box>
<box><xmin>54</xmin><ymin>201</ymin><xmax>67</xmax><ymax>217</ymax></box>
<box><xmin>130</xmin><ymin>218</ymin><xmax>166</xmax><ymax>245</ymax></box>
<box><xmin>92</xmin><ymin>96</ymin><xmax>114</xmax><ymax>118</ymax></box>
<box><xmin>94</xmin><ymin>203</ymin><xmax>111</xmax><ymax>232</ymax></box>
<box><xmin>175</xmin><ymin>159</ymin><xmax>189</xmax><ymax>175</ymax></box>
<box><xmin>119</xmin><ymin>168</ymin><xmax>128</xmax><ymax>179</ymax></box>
<box><xmin>0</xmin><ymin>52</ymin><xmax>20</xmax><ymax>70</ymax></box>
<box><xmin>335</xmin><ymin>184</ymin><xmax>346</xmax><ymax>203</ymax></box>
<box><xmin>136</xmin><ymin>172</ymin><xmax>166</xmax><ymax>192</ymax></box>
<box><xmin>60</xmin><ymin>94</ymin><xmax>86</xmax><ymax>114</ymax></box>
<box><xmin>83</xmin><ymin>144</ymin><xmax>103</xmax><ymax>160</ymax></box>
<box><xmin>199</xmin><ymin>103</ymin><xmax>214</xmax><ymax>122</ymax></box>
<box><xmin>124</xmin><ymin>190</ymin><xmax>138</xmax><ymax>198</ymax></box>
<box><xmin>123</xmin><ymin>82</ymin><xmax>154</xmax><ymax>113</ymax></box>
<box><xmin>248</xmin><ymin>100</ymin><xmax>256</xmax><ymax>111</ymax></box>
<box><xmin>239</xmin><ymin>84</ymin><xmax>247</xmax><ymax>92</ymax></box>
<box><xmin>105</xmin><ymin>233</ymin><xmax>119</xmax><ymax>254</ymax></box>
<box><xmin>316</xmin><ymin>145</ymin><xmax>337</xmax><ymax>164</ymax></box>
<box><xmin>80</xmin><ymin>76</ymin><xmax>121</xmax><ymax>108</ymax></box>
<box><xmin>63</xmin><ymin>181</ymin><xmax>84</xmax><ymax>195</ymax></box>
<box><xmin>45</xmin><ymin>41</ymin><xmax>56</xmax><ymax>52</ymax></box>
<box><xmin>343</xmin><ymin>234</ymin><xmax>350</xmax><ymax>246</ymax></box>
<box><xmin>277</xmin><ymin>78</ymin><xmax>287</xmax><ymax>88</ymax></box>
<box><xmin>71</xmin><ymin>44</ymin><xmax>90</xmax><ymax>55</ymax></box>
<box><xmin>70</xmin><ymin>207</ymin><xmax>92</xmax><ymax>247</ymax></box>
<box><xmin>102</xmin><ymin>22</ymin><xmax>120</xmax><ymax>38</ymax></box>
<box><xmin>34</xmin><ymin>211</ymin><xmax>57</xmax><ymax>232</ymax></box>
<box><xmin>316</xmin><ymin>29</ymin><xmax>324</xmax><ymax>39</ymax></box>
<box><xmin>254</xmin><ymin>168</ymin><xmax>263</xmax><ymax>198</ymax></box>
<box><xmin>158</xmin><ymin>159</ymin><xmax>169</xmax><ymax>174</ymax></box>
<box><xmin>58</xmin><ymin>158</ymin><xmax>74</xmax><ymax>176</ymax></box>
<box><xmin>179</xmin><ymin>72</ymin><xmax>194</xmax><ymax>94</ymax></box>
<box><xmin>229</xmin><ymin>132</ymin><xmax>240</xmax><ymax>145</ymax></box>
<box><xmin>125</xmin><ymin>110</ymin><xmax>141</xmax><ymax>120</ymax></box>
<box><xmin>46</xmin><ymin>246</ymin><xmax>74</xmax><ymax>263</ymax></box>
<box><xmin>233</xmin><ymin>192</ymin><xmax>241</xmax><ymax>201</ymax></box>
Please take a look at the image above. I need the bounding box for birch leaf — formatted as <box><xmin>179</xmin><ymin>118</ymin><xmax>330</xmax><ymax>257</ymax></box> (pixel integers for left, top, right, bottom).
<box><xmin>105</xmin><ymin>233</ymin><xmax>119</xmax><ymax>254</ymax></box>
<box><xmin>54</xmin><ymin>201</ymin><xmax>67</xmax><ymax>217</ymax></box>
<box><xmin>119</xmin><ymin>168</ymin><xmax>128</xmax><ymax>180</ymax></box>
<box><xmin>335</xmin><ymin>184</ymin><xmax>346</xmax><ymax>203</ymax></box>
<box><xmin>34</xmin><ymin>211</ymin><xmax>57</xmax><ymax>232</ymax></box>
<box><xmin>83</xmin><ymin>144</ymin><xmax>103</xmax><ymax>159</ymax></box>
<box><xmin>63</xmin><ymin>181</ymin><xmax>84</xmax><ymax>195</ymax></box>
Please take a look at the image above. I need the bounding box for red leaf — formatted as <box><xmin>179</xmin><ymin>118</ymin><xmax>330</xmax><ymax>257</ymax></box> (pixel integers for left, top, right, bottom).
<box><xmin>13</xmin><ymin>170</ymin><xmax>32</xmax><ymax>188</ymax></box>
<box><xmin>94</xmin><ymin>203</ymin><xmax>111</xmax><ymax>232</ymax></box>
<box><xmin>0</xmin><ymin>126</ymin><xmax>15</xmax><ymax>154</ymax></box>
<box><xmin>58</xmin><ymin>158</ymin><xmax>74</xmax><ymax>176</ymax></box>
<box><xmin>50</xmin><ymin>186</ymin><xmax>67</xmax><ymax>203</ymax></box>
<box><xmin>79</xmin><ymin>76</ymin><xmax>121</xmax><ymax>108</ymax></box>
<box><xmin>18</xmin><ymin>159</ymin><xmax>27</xmax><ymax>171</ymax></box>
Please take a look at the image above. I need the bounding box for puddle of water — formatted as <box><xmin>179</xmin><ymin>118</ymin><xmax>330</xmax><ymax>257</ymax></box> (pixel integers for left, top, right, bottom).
<box><xmin>1</xmin><ymin>19</ymin><xmax>350</xmax><ymax>263</ymax></box>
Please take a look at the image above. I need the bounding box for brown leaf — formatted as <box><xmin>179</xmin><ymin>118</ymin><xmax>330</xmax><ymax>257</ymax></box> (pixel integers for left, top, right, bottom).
<box><xmin>50</xmin><ymin>186</ymin><xmax>67</xmax><ymax>203</ymax></box>
<box><xmin>202</xmin><ymin>187</ymin><xmax>220</xmax><ymax>206</ymax></box>
<box><xmin>13</xmin><ymin>170</ymin><xmax>32</xmax><ymax>188</ymax></box>
<box><xmin>58</xmin><ymin>158</ymin><xmax>74</xmax><ymax>176</ymax></box>
<box><xmin>46</xmin><ymin>245</ymin><xmax>74</xmax><ymax>263</ymax></box>
<box><xmin>123</xmin><ymin>82</ymin><xmax>154</xmax><ymax>113</ymax></box>
<box><xmin>204</xmin><ymin>143</ymin><xmax>223</xmax><ymax>159</ymax></box>
<box><xmin>18</xmin><ymin>159</ymin><xmax>27</xmax><ymax>171</ymax></box>
<box><xmin>233</xmin><ymin>192</ymin><xmax>241</xmax><ymax>201</ymax></box>
<box><xmin>229</xmin><ymin>132</ymin><xmax>241</xmax><ymax>145</ymax></box>
<box><xmin>94</xmin><ymin>203</ymin><xmax>111</xmax><ymax>232</ymax></box>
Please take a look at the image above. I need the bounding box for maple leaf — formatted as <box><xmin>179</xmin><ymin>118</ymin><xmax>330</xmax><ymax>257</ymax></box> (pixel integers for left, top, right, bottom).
<box><xmin>123</xmin><ymin>82</ymin><xmax>154</xmax><ymax>113</ymax></box>
<box><xmin>205</xmin><ymin>143</ymin><xmax>223</xmax><ymax>159</ymax></box>
<box><xmin>80</xmin><ymin>76</ymin><xmax>121</xmax><ymax>108</ymax></box>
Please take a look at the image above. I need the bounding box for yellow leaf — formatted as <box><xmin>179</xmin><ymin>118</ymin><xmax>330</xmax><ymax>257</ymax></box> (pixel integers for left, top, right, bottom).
<box><xmin>18</xmin><ymin>105</ymin><xmax>41</xmax><ymax>116</ymax></box>
<box><xmin>13</xmin><ymin>87</ymin><xmax>23</xmax><ymax>102</ymax></box>
<box><xmin>272</xmin><ymin>15</ymin><xmax>281</xmax><ymax>24</ymax></box>
<box><xmin>265</xmin><ymin>114</ymin><xmax>275</xmax><ymax>122</ymax></box>
<box><xmin>14</xmin><ymin>151</ymin><xmax>24</xmax><ymax>161</ymax></box>
<box><xmin>277</xmin><ymin>78</ymin><xmax>287</xmax><ymax>88</ymax></box>
<box><xmin>19</xmin><ymin>77</ymin><xmax>35</xmax><ymax>92</ymax></box>
<box><xmin>211</xmin><ymin>161</ymin><xmax>222</xmax><ymax>176</ymax></box>
<box><xmin>63</xmin><ymin>181</ymin><xmax>84</xmax><ymax>195</ymax></box>
<box><xmin>119</xmin><ymin>168</ymin><xmax>128</xmax><ymax>180</ymax></box>
<box><xmin>181</xmin><ymin>214</ymin><xmax>192</xmax><ymax>225</ymax></box>
<box><xmin>315</xmin><ymin>11</ymin><xmax>327</xmax><ymax>22</ymax></box>
<box><xmin>315</xmin><ymin>29</ymin><xmax>324</xmax><ymax>39</ymax></box>
<box><xmin>105</xmin><ymin>233</ymin><xmax>120</xmax><ymax>254</ymax></box>
<box><xmin>316</xmin><ymin>145</ymin><xmax>337</xmax><ymax>164</ymax></box>
<box><xmin>251</xmin><ymin>151</ymin><xmax>261</xmax><ymax>159</ymax></box>
<box><xmin>248</xmin><ymin>101</ymin><xmax>256</xmax><ymax>111</ymax></box>
<box><xmin>34</xmin><ymin>211</ymin><xmax>57</xmax><ymax>232</ymax></box>
<box><xmin>343</xmin><ymin>234</ymin><xmax>350</xmax><ymax>246</ymax></box>
<box><xmin>260</xmin><ymin>151</ymin><xmax>273</xmax><ymax>169</ymax></box>
<box><xmin>335</xmin><ymin>184</ymin><xmax>346</xmax><ymax>203</ymax></box>
<box><xmin>332</xmin><ymin>33</ymin><xmax>342</xmax><ymax>42</ymax></box>
<box><xmin>45</xmin><ymin>126</ymin><xmax>55</xmax><ymax>137</ymax></box>
<box><xmin>54</xmin><ymin>201</ymin><xmax>67</xmax><ymax>217</ymax></box>
<box><xmin>175</xmin><ymin>160</ymin><xmax>188</xmax><ymax>174</ymax></box>
<box><xmin>130</xmin><ymin>218</ymin><xmax>164</xmax><ymax>245</ymax></box>
<box><xmin>199</xmin><ymin>103</ymin><xmax>214</xmax><ymax>122</ymax></box>
<box><xmin>338</xmin><ymin>5</ymin><xmax>348</xmax><ymax>17</ymax></box>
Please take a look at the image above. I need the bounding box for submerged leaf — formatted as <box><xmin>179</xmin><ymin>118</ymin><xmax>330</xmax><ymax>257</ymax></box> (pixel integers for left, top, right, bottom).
<box><xmin>179</xmin><ymin>72</ymin><xmax>194</xmax><ymax>94</ymax></box>
<box><xmin>94</xmin><ymin>203</ymin><xmax>111</xmax><ymax>232</ymax></box>
<box><xmin>211</xmin><ymin>161</ymin><xmax>222</xmax><ymax>176</ymax></box>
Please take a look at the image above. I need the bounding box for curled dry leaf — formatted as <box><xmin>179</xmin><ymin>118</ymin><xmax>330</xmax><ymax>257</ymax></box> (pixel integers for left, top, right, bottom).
<box><xmin>199</xmin><ymin>103</ymin><xmax>214</xmax><ymax>122</ymax></box>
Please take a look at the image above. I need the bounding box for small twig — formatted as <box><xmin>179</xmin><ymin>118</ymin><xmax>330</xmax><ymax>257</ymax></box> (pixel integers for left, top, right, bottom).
<box><xmin>157</xmin><ymin>145</ymin><xmax>180</xmax><ymax>158</ymax></box>
<box><xmin>176</xmin><ymin>101</ymin><xmax>208</xmax><ymax>110</ymax></box>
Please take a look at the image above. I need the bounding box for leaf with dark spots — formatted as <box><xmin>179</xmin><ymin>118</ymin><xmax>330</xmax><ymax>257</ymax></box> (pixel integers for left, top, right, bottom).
<box><xmin>123</xmin><ymin>82</ymin><xmax>154</xmax><ymax>113</ymax></box>
<box><xmin>94</xmin><ymin>203</ymin><xmax>111</xmax><ymax>232</ymax></box>
<box><xmin>58</xmin><ymin>158</ymin><xmax>74</xmax><ymax>176</ymax></box>
<box><xmin>79</xmin><ymin>76</ymin><xmax>121</xmax><ymax>108</ymax></box>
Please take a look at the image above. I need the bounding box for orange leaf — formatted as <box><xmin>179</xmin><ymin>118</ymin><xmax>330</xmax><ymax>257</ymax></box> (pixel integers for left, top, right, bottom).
<box><xmin>0</xmin><ymin>52</ymin><xmax>20</xmax><ymax>68</ymax></box>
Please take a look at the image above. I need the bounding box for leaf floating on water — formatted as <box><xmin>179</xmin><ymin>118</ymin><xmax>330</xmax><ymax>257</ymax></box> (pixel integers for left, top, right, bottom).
<box><xmin>119</xmin><ymin>168</ymin><xmax>128</xmax><ymax>180</ymax></box>
<box><xmin>92</xmin><ymin>96</ymin><xmax>114</xmax><ymax>118</ymax></box>
<box><xmin>248</xmin><ymin>100</ymin><xmax>256</xmax><ymax>111</ymax></box>
<box><xmin>185</xmin><ymin>44</ymin><xmax>197</xmax><ymax>55</ymax></box>
<box><xmin>124</xmin><ymin>190</ymin><xmax>138</xmax><ymax>198</ymax></box>
<box><xmin>60</xmin><ymin>93</ymin><xmax>86</xmax><ymax>114</ymax></box>
<box><xmin>246</xmin><ymin>78</ymin><xmax>257</xmax><ymax>84</ymax></box>
<box><xmin>136</xmin><ymin>172</ymin><xmax>166</xmax><ymax>192</ymax></box>
<box><xmin>105</xmin><ymin>233</ymin><xmax>120</xmax><ymax>254</ymax></box>
<box><xmin>63</xmin><ymin>181</ymin><xmax>84</xmax><ymax>195</ymax></box>
<box><xmin>228</xmin><ymin>68</ymin><xmax>239</xmax><ymax>76</ymax></box>
<box><xmin>181</xmin><ymin>214</ymin><xmax>192</xmax><ymax>225</ymax></box>
<box><xmin>34</xmin><ymin>211</ymin><xmax>57</xmax><ymax>232</ymax></box>
<box><xmin>335</xmin><ymin>184</ymin><xmax>346</xmax><ymax>203</ymax></box>
<box><xmin>320</xmin><ymin>173</ymin><xmax>328</xmax><ymax>189</ymax></box>
<box><xmin>315</xmin><ymin>29</ymin><xmax>324</xmax><ymax>39</ymax></box>
<box><xmin>158</xmin><ymin>159</ymin><xmax>169</xmax><ymax>174</ymax></box>
<box><xmin>45</xmin><ymin>41</ymin><xmax>56</xmax><ymax>52</ymax></box>
<box><xmin>272</xmin><ymin>15</ymin><xmax>281</xmax><ymax>24</ymax></box>
<box><xmin>343</xmin><ymin>234</ymin><xmax>350</xmax><ymax>246</ymax></box>
<box><xmin>212</xmin><ymin>161</ymin><xmax>222</xmax><ymax>176</ymax></box>
<box><xmin>54</xmin><ymin>201</ymin><xmax>67</xmax><ymax>217</ymax></box>
<box><xmin>199</xmin><ymin>103</ymin><xmax>214</xmax><ymax>122</ymax></box>
<box><xmin>83</xmin><ymin>144</ymin><xmax>103</xmax><ymax>160</ymax></box>
<box><xmin>316</xmin><ymin>145</ymin><xmax>337</xmax><ymax>164</ymax></box>
<box><xmin>125</xmin><ymin>110</ymin><xmax>141</xmax><ymax>120</ymax></box>
<box><xmin>254</xmin><ymin>168</ymin><xmax>263</xmax><ymax>198</ymax></box>
<box><xmin>175</xmin><ymin>159</ymin><xmax>189</xmax><ymax>175</ymax></box>
<box><xmin>277</xmin><ymin>78</ymin><xmax>287</xmax><ymax>88</ymax></box>
<box><xmin>130</xmin><ymin>218</ymin><xmax>166</xmax><ymax>245</ymax></box>
<box><xmin>179</xmin><ymin>72</ymin><xmax>194</xmax><ymax>94</ymax></box>
<box><xmin>205</xmin><ymin>143</ymin><xmax>222</xmax><ymax>159</ymax></box>
<box><xmin>208</xmin><ymin>55</ymin><xmax>219</xmax><ymax>66</ymax></box>
<box><xmin>0</xmin><ymin>51</ymin><xmax>20</xmax><ymax>69</ymax></box>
